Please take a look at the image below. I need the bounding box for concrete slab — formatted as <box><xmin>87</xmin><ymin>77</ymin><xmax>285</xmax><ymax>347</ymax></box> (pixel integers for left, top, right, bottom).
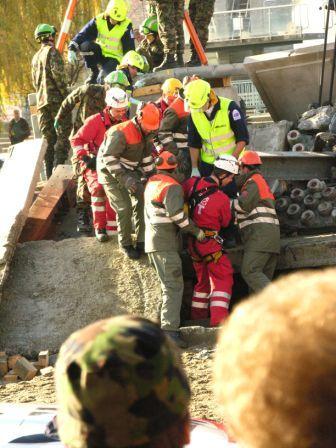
<box><xmin>180</xmin><ymin>326</ymin><xmax>219</xmax><ymax>347</ymax></box>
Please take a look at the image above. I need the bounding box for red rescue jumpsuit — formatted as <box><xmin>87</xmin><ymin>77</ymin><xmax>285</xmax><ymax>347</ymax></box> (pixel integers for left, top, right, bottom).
<box><xmin>184</xmin><ymin>177</ymin><xmax>234</xmax><ymax>326</ymax></box>
<box><xmin>71</xmin><ymin>107</ymin><xmax>126</xmax><ymax>234</ymax></box>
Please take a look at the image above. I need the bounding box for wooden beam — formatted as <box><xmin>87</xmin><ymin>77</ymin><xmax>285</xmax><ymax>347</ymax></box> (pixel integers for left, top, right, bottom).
<box><xmin>0</xmin><ymin>139</ymin><xmax>46</xmax><ymax>298</ymax></box>
<box><xmin>133</xmin><ymin>84</ymin><xmax>162</xmax><ymax>98</ymax></box>
<box><xmin>20</xmin><ymin>165</ymin><xmax>74</xmax><ymax>243</ymax></box>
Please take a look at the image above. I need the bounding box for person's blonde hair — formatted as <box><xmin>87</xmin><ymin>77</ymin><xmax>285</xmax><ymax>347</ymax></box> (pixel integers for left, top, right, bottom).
<box><xmin>214</xmin><ymin>268</ymin><xmax>336</xmax><ymax>448</ymax></box>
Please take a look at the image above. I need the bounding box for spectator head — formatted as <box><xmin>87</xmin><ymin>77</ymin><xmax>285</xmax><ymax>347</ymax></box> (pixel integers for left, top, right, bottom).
<box><xmin>55</xmin><ymin>315</ymin><xmax>191</xmax><ymax>448</ymax></box>
<box><xmin>13</xmin><ymin>109</ymin><xmax>21</xmax><ymax>119</ymax></box>
<box><xmin>214</xmin><ymin>269</ymin><xmax>336</xmax><ymax>448</ymax></box>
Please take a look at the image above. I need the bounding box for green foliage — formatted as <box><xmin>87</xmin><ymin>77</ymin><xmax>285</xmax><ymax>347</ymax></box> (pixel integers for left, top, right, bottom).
<box><xmin>0</xmin><ymin>0</ymin><xmax>104</xmax><ymax>102</ymax></box>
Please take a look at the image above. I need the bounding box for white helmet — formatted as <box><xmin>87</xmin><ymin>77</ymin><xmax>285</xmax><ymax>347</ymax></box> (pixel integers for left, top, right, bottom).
<box><xmin>214</xmin><ymin>154</ymin><xmax>239</xmax><ymax>174</ymax></box>
<box><xmin>105</xmin><ymin>87</ymin><xmax>129</xmax><ymax>109</ymax></box>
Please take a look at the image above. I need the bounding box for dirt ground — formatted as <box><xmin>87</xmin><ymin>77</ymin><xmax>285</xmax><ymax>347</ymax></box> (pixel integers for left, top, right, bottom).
<box><xmin>0</xmin><ymin>346</ymin><xmax>220</xmax><ymax>421</ymax></box>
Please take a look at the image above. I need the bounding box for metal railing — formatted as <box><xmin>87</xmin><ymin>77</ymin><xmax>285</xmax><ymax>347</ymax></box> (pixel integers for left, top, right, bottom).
<box><xmin>231</xmin><ymin>80</ymin><xmax>266</xmax><ymax>112</ymax></box>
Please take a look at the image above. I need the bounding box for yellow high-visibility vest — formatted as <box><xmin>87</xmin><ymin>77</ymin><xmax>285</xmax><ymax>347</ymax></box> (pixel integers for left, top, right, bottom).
<box><xmin>96</xmin><ymin>14</ymin><xmax>131</xmax><ymax>62</ymax></box>
<box><xmin>191</xmin><ymin>97</ymin><xmax>236</xmax><ymax>164</ymax></box>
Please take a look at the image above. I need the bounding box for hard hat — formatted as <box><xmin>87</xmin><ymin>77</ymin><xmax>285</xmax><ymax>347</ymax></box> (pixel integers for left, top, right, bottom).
<box><xmin>161</xmin><ymin>78</ymin><xmax>183</xmax><ymax>96</ymax></box>
<box><xmin>120</xmin><ymin>50</ymin><xmax>145</xmax><ymax>71</ymax></box>
<box><xmin>140</xmin><ymin>15</ymin><xmax>159</xmax><ymax>35</ymax></box>
<box><xmin>240</xmin><ymin>151</ymin><xmax>262</xmax><ymax>166</ymax></box>
<box><xmin>184</xmin><ymin>79</ymin><xmax>211</xmax><ymax>110</ymax></box>
<box><xmin>155</xmin><ymin>151</ymin><xmax>178</xmax><ymax>170</ymax></box>
<box><xmin>105</xmin><ymin>87</ymin><xmax>129</xmax><ymax>109</ymax></box>
<box><xmin>214</xmin><ymin>155</ymin><xmax>239</xmax><ymax>175</ymax></box>
<box><xmin>137</xmin><ymin>103</ymin><xmax>160</xmax><ymax>131</ymax></box>
<box><xmin>34</xmin><ymin>24</ymin><xmax>56</xmax><ymax>40</ymax></box>
<box><xmin>104</xmin><ymin>70</ymin><xmax>130</xmax><ymax>88</ymax></box>
<box><xmin>105</xmin><ymin>0</ymin><xmax>128</xmax><ymax>21</ymax></box>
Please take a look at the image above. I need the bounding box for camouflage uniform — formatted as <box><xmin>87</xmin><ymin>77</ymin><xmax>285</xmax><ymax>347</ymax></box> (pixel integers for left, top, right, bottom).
<box><xmin>150</xmin><ymin>0</ymin><xmax>185</xmax><ymax>55</ymax></box>
<box><xmin>136</xmin><ymin>36</ymin><xmax>164</xmax><ymax>71</ymax></box>
<box><xmin>55</xmin><ymin>84</ymin><xmax>106</xmax><ymax>210</ymax></box>
<box><xmin>188</xmin><ymin>0</ymin><xmax>215</xmax><ymax>57</ymax></box>
<box><xmin>32</xmin><ymin>43</ymin><xmax>70</xmax><ymax>178</ymax></box>
<box><xmin>55</xmin><ymin>315</ymin><xmax>190</xmax><ymax>448</ymax></box>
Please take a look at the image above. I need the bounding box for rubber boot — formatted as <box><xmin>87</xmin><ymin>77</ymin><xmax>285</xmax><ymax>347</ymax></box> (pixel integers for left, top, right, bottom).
<box><xmin>85</xmin><ymin>67</ymin><xmax>99</xmax><ymax>85</ymax></box>
<box><xmin>153</xmin><ymin>54</ymin><xmax>178</xmax><ymax>72</ymax></box>
<box><xmin>77</xmin><ymin>207</ymin><xmax>92</xmax><ymax>233</ymax></box>
<box><xmin>175</xmin><ymin>53</ymin><xmax>184</xmax><ymax>67</ymax></box>
<box><xmin>121</xmin><ymin>245</ymin><xmax>141</xmax><ymax>260</ymax></box>
<box><xmin>135</xmin><ymin>241</ymin><xmax>145</xmax><ymax>257</ymax></box>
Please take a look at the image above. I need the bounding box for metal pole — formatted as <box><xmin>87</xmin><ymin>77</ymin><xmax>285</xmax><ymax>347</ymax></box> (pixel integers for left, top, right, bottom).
<box><xmin>328</xmin><ymin>1</ymin><xmax>336</xmax><ymax>104</ymax></box>
<box><xmin>318</xmin><ymin>4</ymin><xmax>331</xmax><ymax>106</ymax></box>
<box><xmin>56</xmin><ymin>0</ymin><xmax>79</xmax><ymax>53</ymax></box>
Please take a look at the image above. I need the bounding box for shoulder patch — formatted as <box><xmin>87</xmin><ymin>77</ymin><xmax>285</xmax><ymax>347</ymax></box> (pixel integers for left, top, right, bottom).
<box><xmin>232</xmin><ymin>109</ymin><xmax>241</xmax><ymax>121</ymax></box>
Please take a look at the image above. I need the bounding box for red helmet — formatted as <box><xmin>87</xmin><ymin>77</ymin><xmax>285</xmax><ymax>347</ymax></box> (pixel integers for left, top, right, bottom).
<box><xmin>240</xmin><ymin>151</ymin><xmax>262</xmax><ymax>165</ymax></box>
<box><xmin>155</xmin><ymin>151</ymin><xmax>178</xmax><ymax>170</ymax></box>
<box><xmin>137</xmin><ymin>103</ymin><xmax>160</xmax><ymax>131</ymax></box>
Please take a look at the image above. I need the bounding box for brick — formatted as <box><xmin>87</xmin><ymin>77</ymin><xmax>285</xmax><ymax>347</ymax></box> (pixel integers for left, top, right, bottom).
<box><xmin>8</xmin><ymin>355</ymin><xmax>21</xmax><ymax>370</ymax></box>
<box><xmin>13</xmin><ymin>357</ymin><xmax>37</xmax><ymax>381</ymax></box>
<box><xmin>4</xmin><ymin>370</ymin><xmax>19</xmax><ymax>383</ymax></box>
<box><xmin>38</xmin><ymin>350</ymin><xmax>49</xmax><ymax>368</ymax></box>
<box><xmin>40</xmin><ymin>366</ymin><xmax>54</xmax><ymax>377</ymax></box>
<box><xmin>0</xmin><ymin>355</ymin><xmax>8</xmax><ymax>377</ymax></box>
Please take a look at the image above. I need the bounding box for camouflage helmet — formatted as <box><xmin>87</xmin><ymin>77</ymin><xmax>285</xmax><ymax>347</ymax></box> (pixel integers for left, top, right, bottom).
<box><xmin>104</xmin><ymin>70</ymin><xmax>131</xmax><ymax>89</ymax></box>
<box><xmin>55</xmin><ymin>315</ymin><xmax>190</xmax><ymax>448</ymax></box>
<box><xmin>34</xmin><ymin>23</ymin><xmax>56</xmax><ymax>41</ymax></box>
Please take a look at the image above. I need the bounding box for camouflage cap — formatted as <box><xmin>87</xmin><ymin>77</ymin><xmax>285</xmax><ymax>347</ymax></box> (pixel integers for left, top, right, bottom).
<box><xmin>55</xmin><ymin>315</ymin><xmax>190</xmax><ymax>448</ymax></box>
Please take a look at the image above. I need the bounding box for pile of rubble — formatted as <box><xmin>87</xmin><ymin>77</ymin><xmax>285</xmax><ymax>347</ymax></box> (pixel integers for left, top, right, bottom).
<box><xmin>0</xmin><ymin>350</ymin><xmax>54</xmax><ymax>384</ymax></box>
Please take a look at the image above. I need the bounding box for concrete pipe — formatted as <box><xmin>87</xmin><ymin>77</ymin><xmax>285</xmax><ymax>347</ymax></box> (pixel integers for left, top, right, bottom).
<box><xmin>300</xmin><ymin>210</ymin><xmax>315</xmax><ymax>226</ymax></box>
<box><xmin>322</xmin><ymin>186</ymin><xmax>336</xmax><ymax>201</ymax></box>
<box><xmin>331</xmin><ymin>208</ymin><xmax>336</xmax><ymax>223</ymax></box>
<box><xmin>320</xmin><ymin>181</ymin><xmax>327</xmax><ymax>191</ymax></box>
<box><xmin>307</xmin><ymin>178</ymin><xmax>323</xmax><ymax>193</ymax></box>
<box><xmin>286</xmin><ymin>203</ymin><xmax>302</xmax><ymax>220</ymax></box>
<box><xmin>313</xmin><ymin>192</ymin><xmax>323</xmax><ymax>200</ymax></box>
<box><xmin>290</xmin><ymin>188</ymin><xmax>305</xmax><ymax>203</ymax></box>
<box><xmin>317</xmin><ymin>201</ymin><xmax>333</xmax><ymax>217</ymax></box>
<box><xmin>287</xmin><ymin>130</ymin><xmax>302</xmax><ymax>147</ymax></box>
<box><xmin>292</xmin><ymin>143</ymin><xmax>305</xmax><ymax>152</ymax></box>
<box><xmin>303</xmin><ymin>194</ymin><xmax>319</xmax><ymax>209</ymax></box>
<box><xmin>275</xmin><ymin>197</ymin><xmax>290</xmax><ymax>212</ymax></box>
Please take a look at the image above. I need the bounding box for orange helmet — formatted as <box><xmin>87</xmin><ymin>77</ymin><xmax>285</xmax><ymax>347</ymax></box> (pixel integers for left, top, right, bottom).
<box><xmin>137</xmin><ymin>102</ymin><xmax>160</xmax><ymax>131</ymax></box>
<box><xmin>240</xmin><ymin>151</ymin><xmax>262</xmax><ymax>166</ymax></box>
<box><xmin>155</xmin><ymin>151</ymin><xmax>178</xmax><ymax>170</ymax></box>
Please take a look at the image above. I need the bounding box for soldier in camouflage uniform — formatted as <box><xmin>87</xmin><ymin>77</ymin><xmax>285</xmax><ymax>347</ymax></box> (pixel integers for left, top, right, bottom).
<box><xmin>147</xmin><ymin>0</ymin><xmax>185</xmax><ymax>71</ymax></box>
<box><xmin>31</xmin><ymin>24</ymin><xmax>70</xmax><ymax>178</ymax></box>
<box><xmin>136</xmin><ymin>16</ymin><xmax>164</xmax><ymax>71</ymax></box>
<box><xmin>54</xmin><ymin>70</ymin><xmax>131</xmax><ymax>233</ymax></box>
<box><xmin>186</xmin><ymin>0</ymin><xmax>215</xmax><ymax>66</ymax></box>
<box><xmin>55</xmin><ymin>315</ymin><xmax>191</xmax><ymax>448</ymax></box>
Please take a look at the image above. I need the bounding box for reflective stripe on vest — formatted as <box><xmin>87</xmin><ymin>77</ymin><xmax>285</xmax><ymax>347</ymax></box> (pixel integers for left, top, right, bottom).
<box><xmin>237</xmin><ymin>174</ymin><xmax>279</xmax><ymax>229</ymax></box>
<box><xmin>191</xmin><ymin>97</ymin><xmax>236</xmax><ymax>164</ymax></box>
<box><xmin>96</xmin><ymin>14</ymin><xmax>131</xmax><ymax>61</ymax></box>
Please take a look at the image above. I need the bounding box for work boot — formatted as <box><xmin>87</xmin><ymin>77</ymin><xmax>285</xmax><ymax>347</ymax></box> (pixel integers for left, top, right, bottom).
<box><xmin>153</xmin><ymin>54</ymin><xmax>178</xmax><ymax>72</ymax></box>
<box><xmin>121</xmin><ymin>245</ymin><xmax>141</xmax><ymax>260</ymax></box>
<box><xmin>175</xmin><ymin>53</ymin><xmax>184</xmax><ymax>67</ymax></box>
<box><xmin>135</xmin><ymin>241</ymin><xmax>145</xmax><ymax>256</ymax></box>
<box><xmin>85</xmin><ymin>67</ymin><xmax>99</xmax><ymax>84</ymax></box>
<box><xmin>77</xmin><ymin>208</ymin><xmax>92</xmax><ymax>233</ymax></box>
<box><xmin>163</xmin><ymin>330</ymin><xmax>187</xmax><ymax>349</ymax></box>
<box><xmin>95</xmin><ymin>228</ymin><xmax>108</xmax><ymax>242</ymax></box>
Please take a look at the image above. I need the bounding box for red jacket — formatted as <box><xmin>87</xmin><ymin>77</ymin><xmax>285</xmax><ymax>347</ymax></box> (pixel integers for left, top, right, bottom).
<box><xmin>183</xmin><ymin>176</ymin><xmax>231</xmax><ymax>255</ymax></box>
<box><xmin>71</xmin><ymin>107</ymin><xmax>126</xmax><ymax>159</ymax></box>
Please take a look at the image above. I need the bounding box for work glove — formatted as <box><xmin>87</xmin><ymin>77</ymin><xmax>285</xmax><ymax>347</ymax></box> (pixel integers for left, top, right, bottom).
<box><xmin>82</xmin><ymin>155</ymin><xmax>97</xmax><ymax>171</ymax></box>
<box><xmin>191</xmin><ymin>167</ymin><xmax>201</xmax><ymax>177</ymax></box>
<box><xmin>134</xmin><ymin>77</ymin><xmax>146</xmax><ymax>89</ymax></box>
<box><xmin>196</xmin><ymin>229</ymin><xmax>206</xmax><ymax>242</ymax></box>
<box><xmin>68</xmin><ymin>50</ymin><xmax>77</xmax><ymax>65</ymax></box>
<box><xmin>54</xmin><ymin>119</ymin><xmax>59</xmax><ymax>131</ymax></box>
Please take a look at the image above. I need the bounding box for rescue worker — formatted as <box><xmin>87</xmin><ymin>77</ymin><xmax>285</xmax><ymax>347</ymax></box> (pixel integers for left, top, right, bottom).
<box><xmin>234</xmin><ymin>151</ymin><xmax>280</xmax><ymax>293</ymax></box>
<box><xmin>97</xmin><ymin>103</ymin><xmax>159</xmax><ymax>259</ymax></box>
<box><xmin>55</xmin><ymin>315</ymin><xmax>191</xmax><ymax>448</ymax></box>
<box><xmin>145</xmin><ymin>152</ymin><xmax>205</xmax><ymax>347</ymax></box>
<box><xmin>137</xmin><ymin>15</ymin><xmax>164</xmax><ymax>71</ymax></box>
<box><xmin>118</xmin><ymin>50</ymin><xmax>149</xmax><ymax>91</ymax></box>
<box><xmin>157</xmin><ymin>81</ymin><xmax>191</xmax><ymax>177</ymax></box>
<box><xmin>184</xmin><ymin>155</ymin><xmax>237</xmax><ymax>326</ymax></box>
<box><xmin>150</xmin><ymin>0</ymin><xmax>185</xmax><ymax>71</ymax></box>
<box><xmin>71</xmin><ymin>88</ymin><xmax>129</xmax><ymax>242</ymax></box>
<box><xmin>67</xmin><ymin>0</ymin><xmax>135</xmax><ymax>84</ymax></box>
<box><xmin>184</xmin><ymin>79</ymin><xmax>249</xmax><ymax>177</ymax></box>
<box><xmin>155</xmin><ymin>77</ymin><xmax>182</xmax><ymax>119</ymax></box>
<box><xmin>8</xmin><ymin>109</ymin><xmax>30</xmax><ymax>145</ymax></box>
<box><xmin>187</xmin><ymin>0</ymin><xmax>216</xmax><ymax>66</ymax></box>
<box><xmin>32</xmin><ymin>24</ymin><xmax>70</xmax><ymax>178</ymax></box>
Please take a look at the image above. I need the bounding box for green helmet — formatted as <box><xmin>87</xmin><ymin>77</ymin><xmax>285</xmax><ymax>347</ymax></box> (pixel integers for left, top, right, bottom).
<box><xmin>55</xmin><ymin>315</ymin><xmax>190</xmax><ymax>448</ymax></box>
<box><xmin>140</xmin><ymin>15</ymin><xmax>158</xmax><ymax>35</ymax></box>
<box><xmin>104</xmin><ymin>70</ymin><xmax>130</xmax><ymax>88</ymax></box>
<box><xmin>120</xmin><ymin>50</ymin><xmax>145</xmax><ymax>72</ymax></box>
<box><xmin>34</xmin><ymin>23</ymin><xmax>56</xmax><ymax>41</ymax></box>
